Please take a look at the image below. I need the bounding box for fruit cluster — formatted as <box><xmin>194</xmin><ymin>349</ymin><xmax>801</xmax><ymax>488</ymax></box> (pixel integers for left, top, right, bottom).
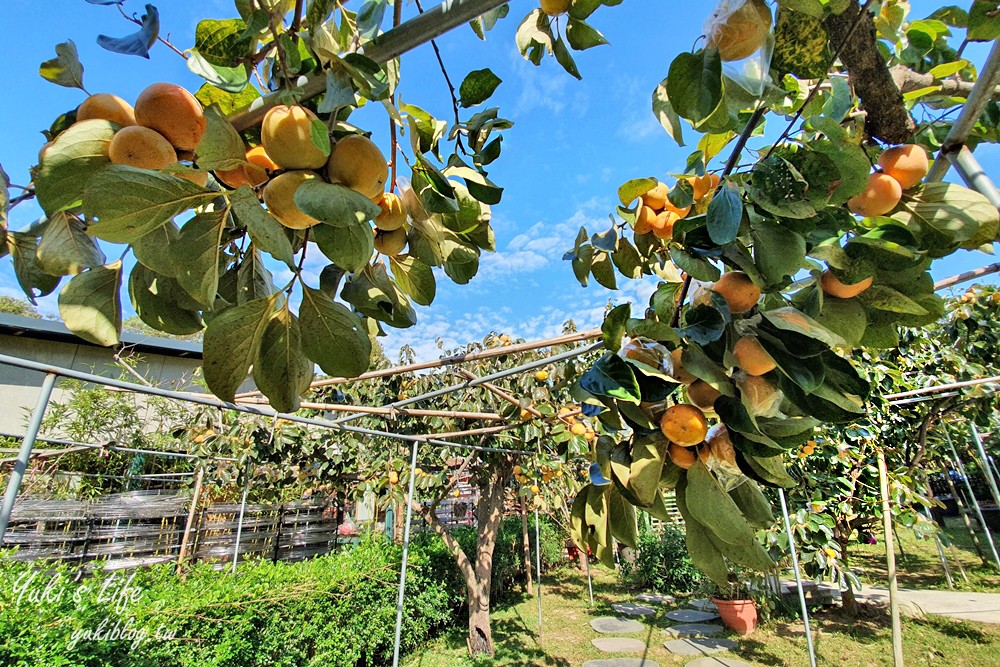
<box><xmin>633</xmin><ymin>174</ymin><xmax>720</xmax><ymax>241</ymax></box>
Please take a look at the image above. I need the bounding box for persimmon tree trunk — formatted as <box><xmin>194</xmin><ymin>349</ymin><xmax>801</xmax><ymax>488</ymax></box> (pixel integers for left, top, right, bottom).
<box><xmin>412</xmin><ymin>454</ymin><xmax>514</xmax><ymax>657</ymax></box>
<box><xmin>837</xmin><ymin>535</ymin><xmax>860</xmax><ymax>617</ymax></box>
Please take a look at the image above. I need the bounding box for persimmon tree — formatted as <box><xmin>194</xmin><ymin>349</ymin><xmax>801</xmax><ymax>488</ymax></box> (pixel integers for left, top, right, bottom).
<box><xmin>561</xmin><ymin>0</ymin><xmax>1000</xmax><ymax>590</ymax></box>
<box><xmin>773</xmin><ymin>284</ymin><xmax>1000</xmax><ymax>615</ymax></box>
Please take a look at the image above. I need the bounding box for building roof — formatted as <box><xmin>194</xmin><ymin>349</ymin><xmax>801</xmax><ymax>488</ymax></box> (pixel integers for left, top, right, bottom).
<box><xmin>0</xmin><ymin>313</ymin><xmax>203</xmax><ymax>359</ymax></box>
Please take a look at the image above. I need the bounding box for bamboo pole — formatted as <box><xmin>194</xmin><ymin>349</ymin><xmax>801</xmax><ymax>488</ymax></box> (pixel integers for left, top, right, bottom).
<box><xmin>883</xmin><ymin>375</ymin><xmax>1000</xmax><ymax>401</ymax></box>
<box><xmin>235</xmin><ymin>329</ymin><xmax>601</xmax><ymax>399</ymax></box>
<box><xmin>237</xmin><ymin>397</ymin><xmax>504</xmax><ymax>421</ymax></box>
<box><xmin>391</xmin><ymin>440</ymin><xmax>420</xmax><ymax>667</ymax></box>
<box><xmin>877</xmin><ymin>450</ymin><xmax>905</xmax><ymax>667</ymax></box>
<box><xmin>933</xmin><ymin>263</ymin><xmax>1000</xmax><ymax>291</ymax></box>
<box><xmin>177</xmin><ymin>467</ymin><xmax>205</xmax><ymax>570</ymax></box>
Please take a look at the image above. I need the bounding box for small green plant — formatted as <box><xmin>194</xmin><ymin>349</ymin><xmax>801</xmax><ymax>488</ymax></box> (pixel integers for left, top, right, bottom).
<box><xmin>619</xmin><ymin>525</ymin><xmax>702</xmax><ymax>594</ymax></box>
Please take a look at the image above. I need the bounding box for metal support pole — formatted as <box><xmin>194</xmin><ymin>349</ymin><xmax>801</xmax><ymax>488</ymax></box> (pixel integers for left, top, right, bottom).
<box><xmin>927</xmin><ymin>40</ymin><xmax>1000</xmax><ymax>182</ymax></box>
<box><xmin>971</xmin><ymin>424</ymin><xmax>1000</xmax><ymax>511</ymax></box>
<box><xmin>878</xmin><ymin>451</ymin><xmax>905</xmax><ymax>667</ymax></box>
<box><xmin>229</xmin><ymin>0</ymin><xmax>510</xmax><ymax>131</ymax></box>
<box><xmin>0</xmin><ymin>373</ymin><xmax>57</xmax><ymax>545</ymax></box>
<box><xmin>946</xmin><ymin>146</ymin><xmax>1000</xmax><ymax>210</ymax></box>
<box><xmin>778</xmin><ymin>488</ymin><xmax>817</xmax><ymax>667</ymax></box>
<box><xmin>922</xmin><ymin>504</ymin><xmax>955</xmax><ymax>588</ymax></box>
<box><xmin>231</xmin><ymin>466</ymin><xmax>252</xmax><ymax>574</ymax></box>
<box><xmin>391</xmin><ymin>440</ymin><xmax>420</xmax><ymax>667</ymax></box>
<box><xmin>585</xmin><ymin>550</ymin><xmax>594</xmax><ymax>607</ymax></box>
<box><xmin>947</xmin><ymin>433</ymin><xmax>1000</xmax><ymax>571</ymax></box>
<box><xmin>177</xmin><ymin>467</ymin><xmax>205</xmax><ymax>569</ymax></box>
<box><xmin>943</xmin><ymin>461</ymin><xmax>986</xmax><ymax>565</ymax></box>
<box><xmin>534</xmin><ymin>506</ymin><xmax>543</xmax><ymax>638</ymax></box>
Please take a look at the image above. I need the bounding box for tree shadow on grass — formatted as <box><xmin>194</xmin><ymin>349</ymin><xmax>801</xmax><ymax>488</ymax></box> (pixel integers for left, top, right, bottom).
<box><xmin>909</xmin><ymin>615</ymin><xmax>991</xmax><ymax>643</ymax></box>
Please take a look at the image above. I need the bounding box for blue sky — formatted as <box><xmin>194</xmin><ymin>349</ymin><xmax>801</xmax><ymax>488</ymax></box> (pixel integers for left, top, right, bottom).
<box><xmin>2</xmin><ymin>0</ymin><xmax>997</xmax><ymax>363</ymax></box>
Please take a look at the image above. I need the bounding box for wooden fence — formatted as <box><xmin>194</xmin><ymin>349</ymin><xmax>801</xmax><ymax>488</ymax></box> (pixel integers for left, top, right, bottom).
<box><xmin>2</xmin><ymin>491</ymin><xmax>359</xmax><ymax>570</ymax></box>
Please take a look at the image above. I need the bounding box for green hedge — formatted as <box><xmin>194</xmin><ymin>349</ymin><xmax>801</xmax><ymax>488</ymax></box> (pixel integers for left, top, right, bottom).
<box><xmin>0</xmin><ymin>516</ymin><xmax>565</xmax><ymax>666</ymax></box>
<box><xmin>0</xmin><ymin>535</ymin><xmax>459</xmax><ymax>667</ymax></box>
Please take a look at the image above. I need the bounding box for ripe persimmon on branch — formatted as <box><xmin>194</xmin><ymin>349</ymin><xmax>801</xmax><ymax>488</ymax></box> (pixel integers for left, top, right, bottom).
<box><xmin>561</xmin><ymin>0</ymin><xmax>999</xmax><ymax>589</ymax></box>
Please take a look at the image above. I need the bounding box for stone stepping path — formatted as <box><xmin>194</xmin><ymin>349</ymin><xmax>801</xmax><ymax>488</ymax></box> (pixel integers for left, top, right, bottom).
<box><xmin>665</xmin><ymin>609</ymin><xmax>721</xmax><ymax>623</ymax></box>
<box><xmin>685</xmin><ymin>658</ymin><xmax>753</xmax><ymax>667</ymax></box>
<box><xmin>662</xmin><ymin>623</ymin><xmax>725</xmax><ymax>638</ymax></box>
<box><xmin>592</xmin><ymin>637</ymin><xmax>649</xmax><ymax>653</ymax></box>
<box><xmin>582</xmin><ymin>660</ymin><xmax>659</xmax><ymax>667</ymax></box>
<box><xmin>663</xmin><ymin>637</ymin><xmax>738</xmax><ymax>656</ymax></box>
<box><xmin>636</xmin><ymin>592</ymin><xmax>675</xmax><ymax>605</ymax></box>
<box><xmin>687</xmin><ymin>598</ymin><xmax>718</xmax><ymax>612</ymax></box>
<box><xmin>590</xmin><ymin>617</ymin><xmax>646</xmax><ymax>634</ymax></box>
<box><xmin>613</xmin><ymin>602</ymin><xmax>658</xmax><ymax>616</ymax></box>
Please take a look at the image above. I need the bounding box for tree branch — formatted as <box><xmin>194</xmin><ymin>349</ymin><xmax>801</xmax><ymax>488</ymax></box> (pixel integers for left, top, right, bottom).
<box><xmin>890</xmin><ymin>65</ymin><xmax>1000</xmax><ymax>101</ymax></box>
<box><xmin>412</xmin><ymin>500</ymin><xmax>477</xmax><ymax>583</ymax></box>
<box><xmin>825</xmin><ymin>0</ymin><xmax>915</xmax><ymax>143</ymax></box>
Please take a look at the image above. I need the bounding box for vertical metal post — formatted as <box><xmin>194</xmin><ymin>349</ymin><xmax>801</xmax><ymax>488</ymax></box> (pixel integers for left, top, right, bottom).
<box><xmin>534</xmin><ymin>506</ymin><xmax>543</xmax><ymax>638</ymax></box>
<box><xmin>943</xmin><ymin>462</ymin><xmax>987</xmax><ymax>564</ymax></box>
<box><xmin>877</xmin><ymin>451</ymin><xmax>905</xmax><ymax>667</ymax></box>
<box><xmin>585</xmin><ymin>550</ymin><xmax>594</xmax><ymax>607</ymax></box>
<box><xmin>231</xmin><ymin>466</ymin><xmax>252</xmax><ymax>574</ymax></box>
<box><xmin>921</xmin><ymin>504</ymin><xmax>955</xmax><ymax>588</ymax></box>
<box><xmin>0</xmin><ymin>373</ymin><xmax>57</xmax><ymax>545</ymax></box>
<box><xmin>970</xmin><ymin>424</ymin><xmax>1000</xmax><ymax>511</ymax></box>
<box><xmin>778</xmin><ymin>488</ymin><xmax>817</xmax><ymax>667</ymax></box>
<box><xmin>948</xmin><ymin>434</ymin><xmax>1000</xmax><ymax>571</ymax></box>
<box><xmin>391</xmin><ymin>440</ymin><xmax>420</xmax><ymax>667</ymax></box>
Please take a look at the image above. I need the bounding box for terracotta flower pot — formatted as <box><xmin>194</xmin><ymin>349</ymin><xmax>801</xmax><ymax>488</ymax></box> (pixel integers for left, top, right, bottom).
<box><xmin>712</xmin><ymin>596</ymin><xmax>758</xmax><ymax>635</ymax></box>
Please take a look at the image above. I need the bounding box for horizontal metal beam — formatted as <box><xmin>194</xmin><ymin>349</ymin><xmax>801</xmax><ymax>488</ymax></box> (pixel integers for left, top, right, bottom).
<box><xmin>229</xmin><ymin>0</ymin><xmax>510</xmax><ymax>131</ymax></box>
<box><xmin>0</xmin><ymin>353</ymin><xmax>530</xmax><ymax>456</ymax></box>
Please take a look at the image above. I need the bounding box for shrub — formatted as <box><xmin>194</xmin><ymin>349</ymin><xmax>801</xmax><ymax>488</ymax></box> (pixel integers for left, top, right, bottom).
<box><xmin>0</xmin><ymin>533</ymin><xmax>459</xmax><ymax>667</ymax></box>
<box><xmin>619</xmin><ymin>525</ymin><xmax>702</xmax><ymax>594</ymax></box>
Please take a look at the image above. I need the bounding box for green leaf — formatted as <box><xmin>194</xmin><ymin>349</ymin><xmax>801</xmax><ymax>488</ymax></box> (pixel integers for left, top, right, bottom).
<box><xmin>36</xmin><ymin>212</ymin><xmax>105</xmax><ymax>276</ymax></box>
<box><xmin>132</xmin><ymin>221</ymin><xmax>180</xmax><ymax>278</ymax></box>
<box><xmin>676</xmin><ymin>481</ymin><xmax>730</xmax><ymax>587</ymax></box>
<box><xmin>57</xmin><ymin>261</ymin><xmax>122</xmax><ymax>346</ymax></box>
<box><xmin>295</xmin><ymin>180</ymin><xmax>381</xmax><ymax>228</ymax></box>
<box><xmin>194</xmin><ymin>18</ymin><xmax>256</xmax><ymax>67</ymax></box>
<box><xmin>579</xmin><ymin>353</ymin><xmax>641</xmax><ymax>404</ymax></box>
<box><xmin>815</xmin><ymin>296</ymin><xmax>867</xmax><ymax>346</ymax></box>
<box><xmin>666</xmin><ymin>49</ymin><xmax>723</xmax><ymax>123</ymax></box>
<box><xmin>681</xmin><ymin>345</ymin><xmax>736</xmax><ymax>396</ymax></box>
<box><xmin>706</xmin><ymin>181</ymin><xmax>742</xmax><ymax>244</ymax></box>
<box><xmin>253</xmin><ymin>307</ymin><xmax>314</xmax><ymax>413</ymax></box>
<box><xmin>97</xmin><ymin>4</ymin><xmax>159</xmax><ymax>58</ymax></box>
<box><xmin>762</xmin><ymin>307</ymin><xmax>846</xmax><ymax>348</ymax></box>
<box><xmin>85</xmin><ymin>166</ymin><xmax>217</xmax><ymax>244</ymax></box>
<box><xmin>311</xmin><ymin>220</ymin><xmax>375</xmax><ymax>273</ymax></box>
<box><xmin>236</xmin><ymin>247</ymin><xmax>275</xmax><ymax>304</ymax></box>
<box><xmin>459</xmin><ymin>68</ymin><xmax>502</xmax><ymax>107</ymax></box>
<box><xmin>35</xmin><ymin>119</ymin><xmax>115</xmax><ymax>214</ymax></box>
<box><xmin>891</xmin><ymin>183</ymin><xmax>997</xmax><ymax>251</ymax></box>
<box><xmin>196</xmin><ymin>106</ymin><xmax>247</xmax><ymax>170</ymax></box>
<box><xmin>7</xmin><ymin>231</ymin><xmax>61</xmax><ymax>302</ymax></box>
<box><xmin>552</xmin><ymin>34</ymin><xmax>581</xmax><ymax>80</ymax></box>
<box><xmin>565</xmin><ymin>18</ymin><xmax>609</xmax><ymax>50</ymax></box>
<box><xmin>736</xmin><ymin>451</ymin><xmax>796</xmax><ymax>488</ymax></box>
<box><xmin>39</xmin><ymin>40</ymin><xmax>85</xmax><ymax>91</ymax></box>
<box><xmin>591</xmin><ymin>251</ymin><xmax>617</xmax><ymax>289</ymax></box>
<box><xmin>195</xmin><ymin>82</ymin><xmax>260</xmax><ymax>115</ymax></box>
<box><xmin>299</xmin><ymin>285</ymin><xmax>372</xmax><ymax>378</ymax></box>
<box><xmin>173</xmin><ymin>210</ymin><xmax>227</xmax><ymax>308</ymax></box>
<box><xmin>203</xmin><ymin>295</ymin><xmax>276</xmax><ymax>401</ymax></box>
<box><xmin>602</xmin><ymin>303</ymin><xmax>630</xmax><ymax>352</ymax></box>
<box><xmin>651</xmin><ymin>78</ymin><xmax>685</xmax><ymax>146</ymax></box>
<box><xmin>187</xmin><ymin>50</ymin><xmax>249</xmax><ymax>93</ymax></box>
<box><xmin>668</xmin><ymin>248</ymin><xmax>721</xmax><ymax>282</ymax></box>
<box><xmin>309</xmin><ymin>118</ymin><xmax>332</xmax><ymax>156</ymax></box>
<box><xmin>128</xmin><ymin>263</ymin><xmax>204</xmax><ymax>335</ymax></box>
<box><xmin>750</xmin><ymin>218</ymin><xmax>807</xmax><ymax>287</ymax></box>
<box><xmin>747</xmin><ymin>155</ymin><xmax>816</xmax><ymax>219</ymax></box>
<box><xmin>230</xmin><ymin>186</ymin><xmax>295</xmax><ymax>267</ymax></box>
<box><xmin>618</xmin><ymin>178</ymin><xmax>657</xmax><ymax>206</ymax></box>
<box><xmin>968</xmin><ymin>0</ymin><xmax>1000</xmax><ymax>40</ymax></box>
<box><xmin>390</xmin><ymin>255</ymin><xmax>436</xmax><ymax>306</ymax></box>
<box><xmin>612</xmin><ymin>236</ymin><xmax>642</xmax><ymax>279</ymax></box>
<box><xmin>857</xmin><ymin>284</ymin><xmax>929</xmax><ymax>315</ymax></box>
<box><xmin>516</xmin><ymin>9</ymin><xmax>554</xmax><ymax>66</ymax></box>
<box><xmin>341</xmin><ymin>263</ymin><xmax>417</xmax><ymax>329</ymax></box>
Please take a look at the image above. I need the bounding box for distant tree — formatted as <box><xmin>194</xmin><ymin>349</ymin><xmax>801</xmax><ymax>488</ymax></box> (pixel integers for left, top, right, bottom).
<box><xmin>0</xmin><ymin>296</ymin><xmax>41</xmax><ymax>319</ymax></box>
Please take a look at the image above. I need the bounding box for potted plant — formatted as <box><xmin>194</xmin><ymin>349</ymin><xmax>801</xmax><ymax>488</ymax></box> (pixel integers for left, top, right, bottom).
<box><xmin>711</xmin><ymin>576</ymin><xmax>758</xmax><ymax>635</ymax></box>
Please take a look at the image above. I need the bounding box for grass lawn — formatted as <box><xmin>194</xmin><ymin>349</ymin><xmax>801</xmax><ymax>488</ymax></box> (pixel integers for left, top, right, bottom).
<box><xmin>850</xmin><ymin>519</ymin><xmax>1000</xmax><ymax>594</ymax></box>
<box><xmin>404</xmin><ymin>552</ymin><xmax>1000</xmax><ymax>666</ymax></box>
